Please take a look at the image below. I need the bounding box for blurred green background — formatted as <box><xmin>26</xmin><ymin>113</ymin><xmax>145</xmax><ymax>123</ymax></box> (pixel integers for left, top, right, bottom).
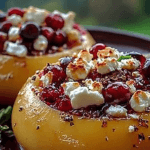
<box><xmin>1</xmin><ymin>0</ymin><xmax>150</xmax><ymax>36</ymax></box>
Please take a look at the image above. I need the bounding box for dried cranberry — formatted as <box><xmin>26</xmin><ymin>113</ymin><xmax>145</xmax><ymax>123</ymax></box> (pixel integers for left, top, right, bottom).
<box><xmin>45</xmin><ymin>14</ymin><xmax>64</xmax><ymax>30</ymax></box>
<box><xmin>20</xmin><ymin>22</ymin><xmax>40</xmax><ymax>40</ymax></box>
<box><xmin>125</xmin><ymin>52</ymin><xmax>146</xmax><ymax>68</ymax></box>
<box><xmin>45</xmin><ymin>65</ymin><xmax>66</xmax><ymax>84</ymax></box>
<box><xmin>90</xmin><ymin>43</ymin><xmax>106</xmax><ymax>59</ymax></box>
<box><xmin>8</xmin><ymin>7</ymin><xmax>24</xmax><ymax>17</ymax></box>
<box><xmin>53</xmin><ymin>30</ymin><xmax>67</xmax><ymax>46</ymax></box>
<box><xmin>142</xmin><ymin>60</ymin><xmax>150</xmax><ymax>78</ymax></box>
<box><xmin>40</xmin><ymin>85</ymin><xmax>59</xmax><ymax>103</ymax></box>
<box><xmin>87</xmin><ymin>69</ymin><xmax>100</xmax><ymax>80</ymax></box>
<box><xmin>57</xmin><ymin>96</ymin><xmax>72</xmax><ymax>111</ymax></box>
<box><xmin>59</xmin><ymin>57</ymin><xmax>73</xmax><ymax>70</ymax></box>
<box><xmin>41</xmin><ymin>27</ymin><xmax>54</xmax><ymax>43</ymax></box>
<box><xmin>0</xmin><ymin>13</ymin><xmax>6</xmax><ymax>22</ymax></box>
<box><xmin>0</xmin><ymin>21</ymin><xmax>12</xmax><ymax>33</ymax></box>
<box><xmin>0</xmin><ymin>32</ymin><xmax>7</xmax><ymax>51</ymax></box>
<box><xmin>102</xmin><ymin>82</ymin><xmax>131</xmax><ymax>104</ymax></box>
<box><xmin>73</xmin><ymin>23</ymin><xmax>86</xmax><ymax>35</ymax></box>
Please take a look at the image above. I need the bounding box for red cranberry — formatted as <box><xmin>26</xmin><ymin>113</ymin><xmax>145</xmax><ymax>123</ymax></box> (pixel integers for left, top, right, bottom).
<box><xmin>45</xmin><ymin>65</ymin><xmax>66</xmax><ymax>84</ymax></box>
<box><xmin>102</xmin><ymin>82</ymin><xmax>131</xmax><ymax>104</ymax></box>
<box><xmin>87</xmin><ymin>69</ymin><xmax>100</xmax><ymax>80</ymax></box>
<box><xmin>53</xmin><ymin>30</ymin><xmax>67</xmax><ymax>46</ymax></box>
<box><xmin>45</xmin><ymin>14</ymin><xmax>64</xmax><ymax>30</ymax></box>
<box><xmin>20</xmin><ymin>22</ymin><xmax>40</xmax><ymax>40</ymax></box>
<box><xmin>125</xmin><ymin>52</ymin><xmax>146</xmax><ymax>68</ymax></box>
<box><xmin>73</xmin><ymin>23</ymin><xmax>86</xmax><ymax>35</ymax></box>
<box><xmin>0</xmin><ymin>21</ymin><xmax>12</xmax><ymax>33</ymax></box>
<box><xmin>142</xmin><ymin>59</ymin><xmax>150</xmax><ymax>78</ymax></box>
<box><xmin>90</xmin><ymin>43</ymin><xmax>106</xmax><ymax>59</ymax></box>
<box><xmin>41</xmin><ymin>27</ymin><xmax>54</xmax><ymax>43</ymax></box>
<box><xmin>57</xmin><ymin>96</ymin><xmax>72</xmax><ymax>111</ymax></box>
<box><xmin>21</xmin><ymin>40</ymin><xmax>33</xmax><ymax>52</ymax></box>
<box><xmin>40</xmin><ymin>85</ymin><xmax>59</xmax><ymax>103</ymax></box>
<box><xmin>59</xmin><ymin>57</ymin><xmax>73</xmax><ymax>70</ymax></box>
<box><xmin>8</xmin><ymin>7</ymin><xmax>24</xmax><ymax>17</ymax></box>
<box><xmin>0</xmin><ymin>32</ymin><xmax>7</xmax><ymax>51</ymax></box>
<box><xmin>0</xmin><ymin>13</ymin><xmax>6</xmax><ymax>22</ymax></box>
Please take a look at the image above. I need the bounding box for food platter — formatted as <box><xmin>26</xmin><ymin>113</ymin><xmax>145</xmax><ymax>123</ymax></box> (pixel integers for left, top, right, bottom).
<box><xmin>86</xmin><ymin>26</ymin><xmax>150</xmax><ymax>54</ymax></box>
<box><xmin>2</xmin><ymin>26</ymin><xmax>150</xmax><ymax>150</ymax></box>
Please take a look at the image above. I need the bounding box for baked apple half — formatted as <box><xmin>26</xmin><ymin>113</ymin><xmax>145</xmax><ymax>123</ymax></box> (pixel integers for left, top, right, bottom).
<box><xmin>0</xmin><ymin>6</ymin><xmax>95</xmax><ymax>105</ymax></box>
<box><xmin>12</xmin><ymin>44</ymin><xmax>150</xmax><ymax>150</ymax></box>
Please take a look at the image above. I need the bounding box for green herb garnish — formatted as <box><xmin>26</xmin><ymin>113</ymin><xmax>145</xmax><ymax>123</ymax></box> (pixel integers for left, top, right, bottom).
<box><xmin>117</xmin><ymin>55</ymin><xmax>131</xmax><ymax>62</ymax></box>
<box><xmin>0</xmin><ymin>106</ymin><xmax>14</xmax><ymax>146</ymax></box>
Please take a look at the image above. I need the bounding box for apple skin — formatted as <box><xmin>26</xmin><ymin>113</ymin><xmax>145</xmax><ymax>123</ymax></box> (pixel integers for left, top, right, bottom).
<box><xmin>0</xmin><ymin>32</ymin><xmax>95</xmax><ymax>105</ymax></box>
<box><xmin>12</xmin><ymin>77</ymin><xmax>150</xmax><ymax>150</ymax></box>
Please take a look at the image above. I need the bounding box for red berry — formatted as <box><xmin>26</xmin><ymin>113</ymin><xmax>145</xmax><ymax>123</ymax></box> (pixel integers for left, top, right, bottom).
<box><xmin>45</xmin><ymin>14</ymin><xmax>64</xmax><ymax>30</ymax></box>
<box><xmin>41</xmin><ymin>27</ymin><xmax>54</xmax><ymax>43</ymax></box>
<box><xmin>40</xmin><ymin>85</ymin><xmax>59</xmax><ymax>103</ymax></box>
<box><xmin>58</xmin><ymin>96</ymin><xmax>72</xmax><ymax>111</ymax></box>
<box><xmin>0</xmin><ymin>13</ymin><xmax>6</xmax><ymax>22</ymax></box>
<box><xmin>0</xmin><ymin>21</ymin><xmax>12</xmax><ymax>33</ymax></box>
<box><xmin>44</xmin><ymin>65</ymin><xmax>66</xmax><ymax>84</ymax></box>
<box><xmin>0</xmin><ymin>32</ymin><xmax>7</xmax><ymax>51</ymax></box>
<box><xmin>53</xmin><ymin>30</ymin><xmax>67</xmax><ymax>46</ymax></box>
<box><xmin>142</xmin><ymin>60</ymin><xmax>150</xmax><ymax>78</ymax></box>
<box><xmin>102</xmin><ymin>82</ymin><xmax>131</xmax><ymax>104</ymax></box>
<box><xmin>90</xmin><ymin>43</ymin><xmax>106</xmax><ymax>59</ymax></box>
<box><xmin>8</xmin><ymin>7</ymin><xmax>24</xmax><ymax>17</ymax></box>
<box><xmin>20</xmin><ymin>22</ymin><xmax>40</xmax><ymax>40</ymax></box>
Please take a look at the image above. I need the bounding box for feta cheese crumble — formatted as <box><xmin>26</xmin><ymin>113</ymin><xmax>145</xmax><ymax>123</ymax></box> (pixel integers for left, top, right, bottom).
<box><xmin>96</xmin><ymin>57</ymin><xmax>119</xmax><ymax>75</ymax></box>
<box><xmin>7</xmin><ymin>14</ymin><xmax>22</xmax><ymax>26</ymax></box>
<box><xmin>106</xmin><ymin>105</ymin><xmax>127</xmax><ymax>117</ymax></box>
<box><xmin>8</xmin><ymin>27</ymin><xmax>20</xmax><ymax>41</ymax></box>
<box><xmin>130</xmin><ymin>90</ymin><xmax>150</xmax><ymax>112</ymax></box>
<box><xmin>5</xmin><ymin>42</ymin><xmax>27</xmax><ymax>57</ymax></box>
<box><xmin>121</xmin><ymin>58</ymin><xmax>140</xmax><ymax>70</ymax></box>
<box><xmin>61</xmin><ymin>82</ymin><xmax>80</xmax><ymax>96</ymax></box>
<box><xmin>69</xmin><ymin>87</ymin><xmax>104</xmax><ymax>109</ymax></box>
<box><xmin>128</xmin><ymin>125</ymin><xmax>135</xmax><ymax>133</ymax></box>
<box><xmin>33</xmin><ymin>35</ymin><xmax>48</xmax><ymax>51</ymax></box>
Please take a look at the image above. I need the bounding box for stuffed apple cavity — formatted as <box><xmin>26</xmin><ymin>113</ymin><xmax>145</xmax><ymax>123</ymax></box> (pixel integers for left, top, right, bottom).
<box><xmin>12</xmin><ymin>44</ymin><xmax>150</xmax><ymax>150</ymax></box>
<box><xmin>0</xmin><ymin>6</ymin><xmax>95</xmax><ymax>105</ymax></box>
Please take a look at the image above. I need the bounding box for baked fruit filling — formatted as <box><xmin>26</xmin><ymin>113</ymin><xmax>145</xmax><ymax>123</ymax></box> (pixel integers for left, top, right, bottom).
<box><xmin>0</xmin><ymin>6</ymin><xmax>87</xmax><ymax>57</ymax></box>
<box><xmin>31</xmin><ymin>43</ymin><xmax>150</xmax><ymax>118</ymax></box>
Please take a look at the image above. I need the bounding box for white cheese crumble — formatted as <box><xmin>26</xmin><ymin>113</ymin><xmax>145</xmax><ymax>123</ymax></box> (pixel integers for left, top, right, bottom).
<box><xmin>40</xmin><ymin>72</ymin><xmax>53</xmax><ymax>87</ymax></box>
<box><xmin>106</xmin><ymin>105</ymin><xmax>127</xmax><ymax>117</ymax></box>
<box><xmin>33</xmin><ymin>35</ymin><xmax>48</xmax><ymax>51</ymax></box>
<box><xmin>69</xmin><ymin>87</ymin><xmax>104</xmax><ymax>109</ymax></box>
<box><xmin>84</xmin><ymin>79</ymin><xmax>103</xmax><ymax>93</ymax></box>
<box><xmin>78</xmin><ymin>50</ymin><xmax>93</xmax><ymax>62</ymax></box>
<box><xmin>5</xmin><ymin>42</ymin><xmax>27</xmax><ymax>57</ymax></box>
<box><xmin>97</xmin><ymin>47</ymin><xmax>121</xmax><ymax>59</ymax></box>
<box><xmin>23</xmin><ymin>7</ymin><xmax>49</xmax><ymax>25</ymax></box>
<box><xmin>7</xmin><ymin>14</ymin><xmax>22</xmax><ymax>26</ymax></box>
<box><xmin>121</xmin><ymin>58</ymin><xmax>140</xmax><ymax>70</ymax></box>
<box><xmin>96</xmin><ymin>57</ymin><xmax>119</xmax><ymax>75</ymax></box>
<box><xmin>8</xmin><ymin>27</ymin><xmax>20</xmax><ymax>41</ymax></box>
<box><xmin>61</xmin><ymin>82</ymin><xmax>80</xmax><ymax>96</ymax></box>
<box><xmin>126</xmin><ymin>80</ymin><xmax>136</xmax><ymax>94</ymax></box>
<box><xmin>66</xmin><ymin>58</ymin><xmax>93</xmax><ymax>80</ymax></box>
<box><xmin>128</xmin><ymin>125</ymin><xmax>135</xmax><ymax>133</ymax></box>
<box><xmin>129</xmin><ymin>90</ymin><xmax>150</xmax><ymax>112</ymax></box>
